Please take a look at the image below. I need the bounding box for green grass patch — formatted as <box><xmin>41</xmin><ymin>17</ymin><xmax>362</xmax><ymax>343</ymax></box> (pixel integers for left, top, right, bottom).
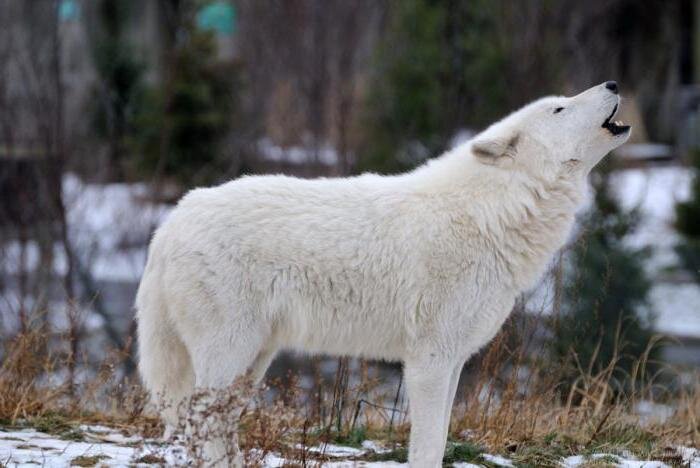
<box><xmin>442</xmin><ymin>441</ymin><xmax>494</xmax><ymax>466</ymax></box>
<box><xmin>364</xmin><ymin>447</ymin><xmax>408</xmax><ymax>463</ymax></box>
<box><xmin>307</xmin><ymin>425</ymin><xmax>403</xmax><ymax>451</ymax></box>
<box><xmin>578</xmin><ymin>454</ymin><xmax>620</xmax><ymax>467</ymax></box>
<box><xmin>59</xmin><ymin>428</ymin><xmax>85</xmax><ymax>441</ymax></box>
<box><xmin>70</xmin><ymin>454</ymin><xmax>109</xmax><ymax>466</ymax></box>
<box><xmin>28</xmin><ymin>413</ymin><xmax>84</xmax><ymax>441</ymax></box>
<box><xmin>15</xmin><ymin>444</ymin><xmax>43</xmax><ymax>450</ymax></box>
<box><xmin>507</xmin><ymin>432</ymin><xmax>576</xmax><ymax>468</ymax></box>
<box><xmin>511</xmin><ymin>442</ymin><xmax>570</xmax><ymax>468</ymax></box>
<box><xmin>363</xmin><ymin>441</ymin><xmax>498</xmax><ymax>466</ymax></box>
<box><xmin>133</xmin><ymin>454</ymin><xmax>166</xmax><ymax>464</ymax></box>
<box><xmin>586</xmin><ymin>422</ymin><xmax>657</xmax><ymax>458</ymax></box>
<box><xmin>330</xmin><ymin>426</ymin><xmax>367</xmax><ymax>448</ymax></box>
<box><xmin>30</xmin><ymin>413</ymin><xmax>72</xmax><ymax>434</ymax></box>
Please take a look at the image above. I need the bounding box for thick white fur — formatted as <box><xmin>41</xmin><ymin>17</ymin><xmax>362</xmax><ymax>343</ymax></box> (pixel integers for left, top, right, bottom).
<box><xmin>136</xmin><ymin>83</ymin><xmax>630</xmax><ymax>467</ymax></box>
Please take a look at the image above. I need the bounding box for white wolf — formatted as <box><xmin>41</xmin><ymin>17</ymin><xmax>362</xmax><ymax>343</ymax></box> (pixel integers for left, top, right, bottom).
<box><xmin>136</xmin><ymin>82</ymin><xmax>630</xmax><ymax>467</ymax></box>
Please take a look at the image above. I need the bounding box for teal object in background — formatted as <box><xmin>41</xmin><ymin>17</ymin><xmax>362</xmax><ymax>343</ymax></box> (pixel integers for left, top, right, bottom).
<box><xmin>196</xmin><ymin>1</ymin><xmax>236</xmax><ymax>36</ymax></box>
<box><xmin>58</xmin><ymin>0</ymin><xmax>79</xmax><ymax>21</ymax></box>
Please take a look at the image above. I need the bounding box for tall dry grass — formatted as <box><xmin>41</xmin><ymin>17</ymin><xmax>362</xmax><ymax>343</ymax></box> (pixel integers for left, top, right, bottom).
<box><xmin>0</xmin><ymin>311</ymin><xmax>697</xmax><ymax>465</ymax></box>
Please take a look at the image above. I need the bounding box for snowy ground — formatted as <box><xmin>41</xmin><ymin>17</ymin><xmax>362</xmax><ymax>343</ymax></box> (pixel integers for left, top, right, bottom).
<box><xmin>0</xmin><ymin>425</ymin><xmax>186</xmax><ymax>467</ymax></box>
<box><xmin>1</xmin><ymin>173</ymin><xmax>170</xmax><ymax>284</ymax></box>
<box><xmin>1</xmin><ymin>424</ymin><xmax>698</xmax><ymax>467</ymax></box>
<box><xmin>525</xmin><ymin>165</ymin><xmax>700</xmax><ymax>342</ymax></box>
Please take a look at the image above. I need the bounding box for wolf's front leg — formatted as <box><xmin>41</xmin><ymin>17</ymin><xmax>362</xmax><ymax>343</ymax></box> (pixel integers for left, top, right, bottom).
<box><xmin>404</xmin><ymin>360</ymin><xmax>454</xmax><ymax>467</ymax></box>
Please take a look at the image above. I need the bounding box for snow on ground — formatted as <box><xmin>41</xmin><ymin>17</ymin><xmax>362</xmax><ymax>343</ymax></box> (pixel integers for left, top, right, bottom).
<box><xmin>0</xmin><ymin>425</ymin><xmax>187</xmax><ymax>467</ymax></box>
<box><xmin>649</xmin><ymin>283</ymin><xmax>700</xmax><ymax>339</ymax></box>
<box><xmin>633</xmin><ymin>400</ymin><xmax>675</xmax><ymax>426</ymax></box>
<box><xmin>524</xmin><ymin>164</ymin><xmax>700</xmax><ymax>340</ymax></box>
<box><xmin>481</xmin><ymin>453</ymin><xmax>515</xmax><ymax>466</ymax></box>
<box><xmin>563</xmin><ymin>450</ymin><xmax>700</xmax><ymax>468</ymax></box>
<box><xmin>258</xmin><ymin>137</ymin><xmax>342</xmax><ymax>166</ymax></box>
<box><xmin>608</xmin><ymin>165</ymin><xmax>700</xmax><ymax>339</ymax></box>
<box><xmin>63</xmin><ymin>174</ymin><xmax>170</xmax><ymax>282</ymax></box>
<box><xmin>610</xmin><ymin>165</ymin><xmax>693</xmax><ymax>269</ymax></box>
<box><xmin>0</xmin><ymin>425</ymin><xmax>403</xmax><ymax>467</ymax></box>
<box><xmin>0</xmin><ymin>425</ymin><xmax>698</xmax><ymax>467</ymax></box>
<box><xmin>1</xmin><ymin>173</ymin><xmax>170</xmax><ymax>283</ymax></box>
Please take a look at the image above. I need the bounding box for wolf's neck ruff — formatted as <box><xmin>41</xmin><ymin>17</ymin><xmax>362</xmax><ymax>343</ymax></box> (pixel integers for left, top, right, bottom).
<box><xmin>494</xmin><ymin>173</ymin><xmax>583</xmax><ymax>291</ymax></box>
<box><xmin>416</xmin><ymin>150</ymin><xmax>584</xmax><ymax>293</ymax></box>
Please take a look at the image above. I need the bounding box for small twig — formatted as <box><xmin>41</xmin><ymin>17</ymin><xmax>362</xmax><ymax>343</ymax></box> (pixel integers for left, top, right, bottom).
<box><xmin>587</xmin><ymin>403</ymin><xmax>615</xmax><ymax>446</ymax></box>
<box><xmin>388</xmin><ymin>375</ymin><xmax>403</xmax><ymax>436</ymax></box>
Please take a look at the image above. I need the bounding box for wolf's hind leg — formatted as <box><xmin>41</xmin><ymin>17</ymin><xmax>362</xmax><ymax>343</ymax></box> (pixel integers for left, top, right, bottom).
<box><xmin>136</xmin><ymin>279</ymin><xmax>195</xmax><ymax>440</ymax></box>
<box><xmin>187</xmin><ymin>329</ymin><xmax>266</xmax><ymax>467</ymax></box>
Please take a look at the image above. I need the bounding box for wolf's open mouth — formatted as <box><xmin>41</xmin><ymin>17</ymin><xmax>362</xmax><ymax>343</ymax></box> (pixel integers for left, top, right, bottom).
<box><xmin>602</xmin><ymin>103</ymin><xmax>630</xmax><ymax>136</ymax></box>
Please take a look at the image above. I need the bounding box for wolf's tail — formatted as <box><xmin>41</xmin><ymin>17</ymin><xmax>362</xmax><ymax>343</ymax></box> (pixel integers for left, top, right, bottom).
<box><xmin>136</xmin><ymin>249</ymin><xmax>194</xmax><ymax>431</ymax></box>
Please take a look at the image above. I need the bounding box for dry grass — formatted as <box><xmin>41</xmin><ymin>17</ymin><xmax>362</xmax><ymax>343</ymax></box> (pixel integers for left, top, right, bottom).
<box><xmin>0</xmin><ymin>319</ymin><xmax>698</xmax><ymax>466</ymax></box>
<box><xmin>0</xmin><ymin>327</ymin><xmax>160</xmax><ymax>440</ymax></box>
<box><xmin>445</xmin><ymin>317</ymin><xmax>699</xmax><ymax>466</ymax></box>
<box><xmin>0</xmin><ymin>330</ymin><xmax>65</xmax><ymax>421</ymax></box>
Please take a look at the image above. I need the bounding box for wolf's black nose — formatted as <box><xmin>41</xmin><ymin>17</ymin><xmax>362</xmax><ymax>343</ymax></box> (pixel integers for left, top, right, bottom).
<box><xmin>605</xmin><ymin>81</ymin><xmax>619</xmax><ymax>94</ymax></box>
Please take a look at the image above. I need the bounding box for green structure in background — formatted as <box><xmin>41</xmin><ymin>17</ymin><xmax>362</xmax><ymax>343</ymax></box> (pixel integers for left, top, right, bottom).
<box><xmin>59</xmin><ymin>0</ymin><xmax>80</xmax><ymax>21</ymax></box>
<box><xmin>196</xmin><ymin>1</ymin><xmax>236</xmax><ymax>36</ymax></box>
<box><xmin>550</xmin><ymin>161</ymin><xmax>656</xmax><ymax>392</ymax></box>
<box><xmin>676</xmin><ymin>149</ymin><xmax>700</xmax><ymax>283</ymax></box>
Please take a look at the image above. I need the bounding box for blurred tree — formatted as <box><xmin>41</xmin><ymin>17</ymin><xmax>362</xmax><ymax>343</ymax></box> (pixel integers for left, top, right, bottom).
<box><xmin>129</xmin><ymin>3</ymin><xmax>240</xmax><ymax>186</ymax></box>
<box><xmin>88</xmin><ymin>0</ymin><xmax>144</xmax><ymax>179</ymax></box>
<box><xmin>235</xmin><ymin>0</ymin><xmax>383</xmax><ymax>176</ymax></box>
<box><xmin>357</xmin><ymin>0</ymin><xmax>561</xmax><ymax>174</ymax></box>
<box><xmin>675</xmin><ymin>149</ymin><xmax>700</xmax><ymax>282</ymax></box>
<box><xmin>550</xmin><ymin>162</ymin><xmax>656</xmax><ymax>390</ymax></box>
<box><xmin>357</xmin><ymin>0</ymin><xmax>679</xmax><ymax>173</ymax></box>
<box><xmin>358</xmin><ymin>0</ymin><xmax>446</xmax><ymax>173</ymax></box>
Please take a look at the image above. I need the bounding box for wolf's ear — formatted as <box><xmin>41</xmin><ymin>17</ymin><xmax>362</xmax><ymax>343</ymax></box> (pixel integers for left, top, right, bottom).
<box><xmin>471</xmin><ymin>133</ymin><xmax>520</xmax><ymax>165</ymax></box>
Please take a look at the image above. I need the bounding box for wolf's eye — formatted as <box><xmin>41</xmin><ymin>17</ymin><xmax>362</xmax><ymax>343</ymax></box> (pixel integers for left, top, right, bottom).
<box><xmin>553</xmin><ymin>107</ymin><xmax>564</xmax><ymax>114</ymax></box>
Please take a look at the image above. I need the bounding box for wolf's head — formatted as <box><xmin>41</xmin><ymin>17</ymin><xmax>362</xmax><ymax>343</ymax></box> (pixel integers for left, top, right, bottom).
<box><xmin>469</xmin><ymin>82</ymin><xmax>631</xmax><ymax>180</ymax></box>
